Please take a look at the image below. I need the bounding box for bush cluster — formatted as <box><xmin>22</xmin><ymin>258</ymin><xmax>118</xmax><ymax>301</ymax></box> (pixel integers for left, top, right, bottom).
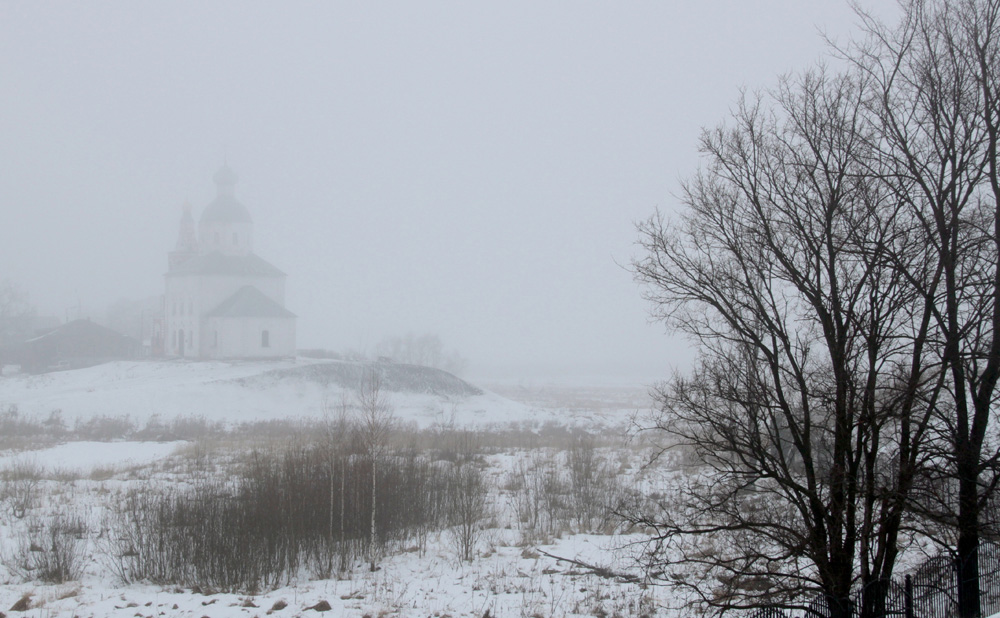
<box><xmin>105</xmin><ymin>442</ymin><xmax>486</xmax><ymax>592</ymax></box>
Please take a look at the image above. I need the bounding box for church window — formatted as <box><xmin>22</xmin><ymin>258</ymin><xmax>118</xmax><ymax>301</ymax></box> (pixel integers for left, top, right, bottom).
<box><xmin>262</xmin><ymin>330</ymin><xmax>270</xmax><ymax>348</ymax></box>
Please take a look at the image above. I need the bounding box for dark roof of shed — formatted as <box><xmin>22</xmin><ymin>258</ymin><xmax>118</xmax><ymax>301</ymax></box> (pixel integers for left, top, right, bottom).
<box><xmin>25</xmin><ymin>319</ymin><xmax>138</xmax><ymax>345</ymax></box>
<box><xmin>166</xmin><ymin>252</ymin><xmax>285</xmax><ymax>277</ymax></box>
<box><xmin>206</xmin><ymin>286</ymin><xmax>296</xmax><ymax>319</ymax></box>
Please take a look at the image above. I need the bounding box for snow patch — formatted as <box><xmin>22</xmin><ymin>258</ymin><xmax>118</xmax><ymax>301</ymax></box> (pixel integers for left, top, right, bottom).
<box><xmin>0</xmin><ymin>440</ymin><xmax>181</xmax><ymax>473</ymax></box>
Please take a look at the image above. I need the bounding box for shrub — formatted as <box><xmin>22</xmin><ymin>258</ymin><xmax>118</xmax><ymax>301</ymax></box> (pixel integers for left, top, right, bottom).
<box><xmin>6</xmin><ymin>514</ymin><xmax>88</xmax><ymax>583</ymax></box>
<box><xmin>1</xmin><ymin>459</ymin><xmax>43</xmax><ymax>519</ymax></box>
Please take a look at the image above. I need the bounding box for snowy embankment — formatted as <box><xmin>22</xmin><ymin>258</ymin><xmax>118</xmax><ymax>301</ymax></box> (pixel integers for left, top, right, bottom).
<box><xmin>0</xmin><ymin>358</ymin><xmax>610</xmax><ymax>429</ymax></box>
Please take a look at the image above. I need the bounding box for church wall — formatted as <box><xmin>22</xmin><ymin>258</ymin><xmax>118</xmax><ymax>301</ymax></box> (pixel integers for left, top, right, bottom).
<box><xmin>205</xmin><ymin>316</ymin><xmax>295</xmax><ymax>358</ymax></box>
<box><xmin>165</xmin><ymin>274</ymin><xmax>289</xmax><ymax>358</ymax></box>
<box><xmin>164</xmin><ymin>276</ymin><xmax>202</xmax><ymax>357</ymax></box>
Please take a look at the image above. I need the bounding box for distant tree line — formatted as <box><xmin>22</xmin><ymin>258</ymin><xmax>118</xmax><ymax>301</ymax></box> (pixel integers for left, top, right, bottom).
<box><xmin>0</xmin><ymin>280</ymin><xmax>35</xmax><ymax>351</ymax></box>
<box><xmin>299</xmin><ymin>332</ymin><xmax>469</xmax><ymax>376</ymax></box>
<box><xmin>374</xmin><ymin>332</ymin><xmax>468</xmax><ymax>376</ymax></box>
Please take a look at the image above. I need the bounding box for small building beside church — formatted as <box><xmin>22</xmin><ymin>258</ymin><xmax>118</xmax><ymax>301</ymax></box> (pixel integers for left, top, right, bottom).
<box><xmin>2</xmin><ymin>319</ymin><xmax>139</xmax><ymax>373</ymax></box>
<box><xmin>163</xmin><ymin>165</ymin><xmax>296</xmax><ymax>359</ymax></box>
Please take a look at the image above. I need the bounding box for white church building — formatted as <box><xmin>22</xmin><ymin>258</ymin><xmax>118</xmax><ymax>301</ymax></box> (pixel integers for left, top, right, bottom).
<box><xmin>163</xmin><ymin>165</ymin><xmax>296</xmax><ymax>359</ymax></box>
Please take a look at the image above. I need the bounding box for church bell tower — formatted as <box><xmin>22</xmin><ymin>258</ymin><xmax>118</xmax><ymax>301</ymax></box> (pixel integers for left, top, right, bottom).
<box><xmin>168</xmin><ymin>201</ymin><xmax>199</xmax><ymax>271</ymax></box>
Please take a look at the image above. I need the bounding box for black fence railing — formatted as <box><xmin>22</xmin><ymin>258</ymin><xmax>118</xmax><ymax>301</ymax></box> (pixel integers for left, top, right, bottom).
<box><xmin>746</xmin><ymin>541</ymin><xmax>1000</xmax><ymax>618</ymax></box>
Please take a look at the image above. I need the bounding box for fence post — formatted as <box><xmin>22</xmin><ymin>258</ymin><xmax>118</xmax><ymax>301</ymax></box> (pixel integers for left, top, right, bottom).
<box><xmin>904</xmin><ymin>574</ymin><xmax>914</xmax><ymax>618</ymax></box>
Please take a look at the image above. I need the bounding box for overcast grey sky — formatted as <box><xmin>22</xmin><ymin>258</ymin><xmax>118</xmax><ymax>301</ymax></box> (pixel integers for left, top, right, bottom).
<box><xmin>0</xmin><ymin>1</ymin><xmax>897</xmax><ymax>379</ymax></box>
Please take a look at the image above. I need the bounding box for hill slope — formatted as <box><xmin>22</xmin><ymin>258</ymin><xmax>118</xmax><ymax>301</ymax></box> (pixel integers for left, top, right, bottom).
<box><xmin>240</xmin><ymin>360</ymin><xmax>482</xmax><ymax>397</ymax></box>
<box><xmin>0</xmin><ymin>358</ymin><xmax>526</xmax><ymax>427</ymax></box>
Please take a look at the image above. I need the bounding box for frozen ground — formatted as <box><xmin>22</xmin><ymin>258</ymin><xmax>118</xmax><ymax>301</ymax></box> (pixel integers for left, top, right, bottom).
<box><xmin>0</xmin><ymin>523</ymin><xmax>657</xmax><ymax>618</ymax></box>
<box><xmin>479</xmin><ymin>377</ymin><xmax>651</xmax><ymax>428</ymax></box>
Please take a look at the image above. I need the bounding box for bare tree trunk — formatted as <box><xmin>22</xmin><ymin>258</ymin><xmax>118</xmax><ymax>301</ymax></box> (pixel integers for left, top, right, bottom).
<box><xmin>369</xmin><ymin>455</ymin><xmax>377</xmax><ymax>571</ymax></box>
<box><xmin>328</xmin><ymin>449</ymin><xmax>335</xmax><ymax>576</ymax></box>
<box><xmin>355</xmin><ymin>366</ymin><xmax>393</xmax><ymax>572</ymax></box>
<box><xmin>339</xmin><ymin>453</ymin><xmax>346</xmax><ymax>572</ymax></box>
<box><xmin>958</xmin><ymin>460</ymin><xmax>982</xmax><ymax>617</ymax></box>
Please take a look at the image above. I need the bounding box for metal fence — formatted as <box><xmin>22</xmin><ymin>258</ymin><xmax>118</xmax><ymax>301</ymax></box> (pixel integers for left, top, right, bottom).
<box><xmin>746</xmin><ymin>541</ymin><xmax>1000</xmax><ymax>618</ymax></box>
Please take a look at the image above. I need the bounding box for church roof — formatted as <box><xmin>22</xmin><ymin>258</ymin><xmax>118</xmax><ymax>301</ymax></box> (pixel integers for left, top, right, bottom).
<box><xmin>166</xmin><ymin>251</ymin><xmax>286</xmax><ymax>277</ymax></box>
<box><xmin>201</xmin><ymin>194</ymin><xmax>253</xmax><ymax>224</ymax></box>
<box><xmin>206</xmin><ymin>286</ymin><xmax>296</xmax><ymax>319</ymax></box>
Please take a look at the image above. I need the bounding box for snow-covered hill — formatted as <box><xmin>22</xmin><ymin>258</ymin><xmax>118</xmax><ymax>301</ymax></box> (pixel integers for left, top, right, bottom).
<box><xmin>0</xmin><ymin>359</ymin><xmax>634</xmax><ymax>429</ymax></box>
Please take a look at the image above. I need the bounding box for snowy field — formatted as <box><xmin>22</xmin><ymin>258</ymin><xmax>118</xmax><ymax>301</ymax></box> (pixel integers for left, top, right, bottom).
<box><xmin>0</xmin><ymin>359</ymin><xmax>670</xmax><ymax>617</ymax></box>
<box><xmin>0</xmin><ymin>454</ymin><xmax>663</xmax><ymax>618</ymax></box>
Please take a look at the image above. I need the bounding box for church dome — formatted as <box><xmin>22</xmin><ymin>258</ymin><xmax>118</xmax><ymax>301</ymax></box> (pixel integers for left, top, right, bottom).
<box><xmin>201</xmin><ymin>164</ymin><xmax>252</xmax><ymax>224</ymax></box>
<box><xmin>213</xmin><ymin>164</ymin><xmax>238</xmax><ymax>187</ymax></box>
<box><xmin>201</xmin><ymin>195</ymin><xmax>253</xmax><ymax>223</ymax></box>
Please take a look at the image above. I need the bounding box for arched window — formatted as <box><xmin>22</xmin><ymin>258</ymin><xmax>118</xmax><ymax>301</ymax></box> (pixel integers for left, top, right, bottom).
<box><xmin>261</xmin><ymin>330</ymin><xmax>270</xmax><ymax>348</ymax></box>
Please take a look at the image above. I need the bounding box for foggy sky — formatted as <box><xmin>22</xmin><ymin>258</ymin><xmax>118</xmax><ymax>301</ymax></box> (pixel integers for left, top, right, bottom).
<box><xmin>0</xmin><ymin>1</ymin><xmax>897</xmax><ymax>379</ymax></box>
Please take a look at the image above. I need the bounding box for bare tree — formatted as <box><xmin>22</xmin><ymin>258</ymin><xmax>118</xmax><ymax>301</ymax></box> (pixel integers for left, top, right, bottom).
<box><xmin>846</xmin><ymin>2</ymin><xmax>1000</xmax><ymax>615</ymax></box>
<box><xmin>568</xmin><ymin>431</ymin><xmax>615</xmax><ymax>532</ymax></box>
<box><xmin>355</xmin><ymin>366</ymin><xmax>394</xmax><ymax>571</ymax></box>
<box><xmin>447</xmin><ymin>460</ymin><xmax>489</xmax><ymax>563</ymax></box>
<box><xmin>0</xmin><ymin>280</ymin><xmax>35</xmax><ymax>354</ymax></box>
<box><xmin>321</xmin><ymin>390</ymin><xmax>354</xmax><ymax>575</ymax></box>
<box><xmin>631</xmin><ymin>67</ymin><xmax>935</xmax><ymax>617</ymax></box>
